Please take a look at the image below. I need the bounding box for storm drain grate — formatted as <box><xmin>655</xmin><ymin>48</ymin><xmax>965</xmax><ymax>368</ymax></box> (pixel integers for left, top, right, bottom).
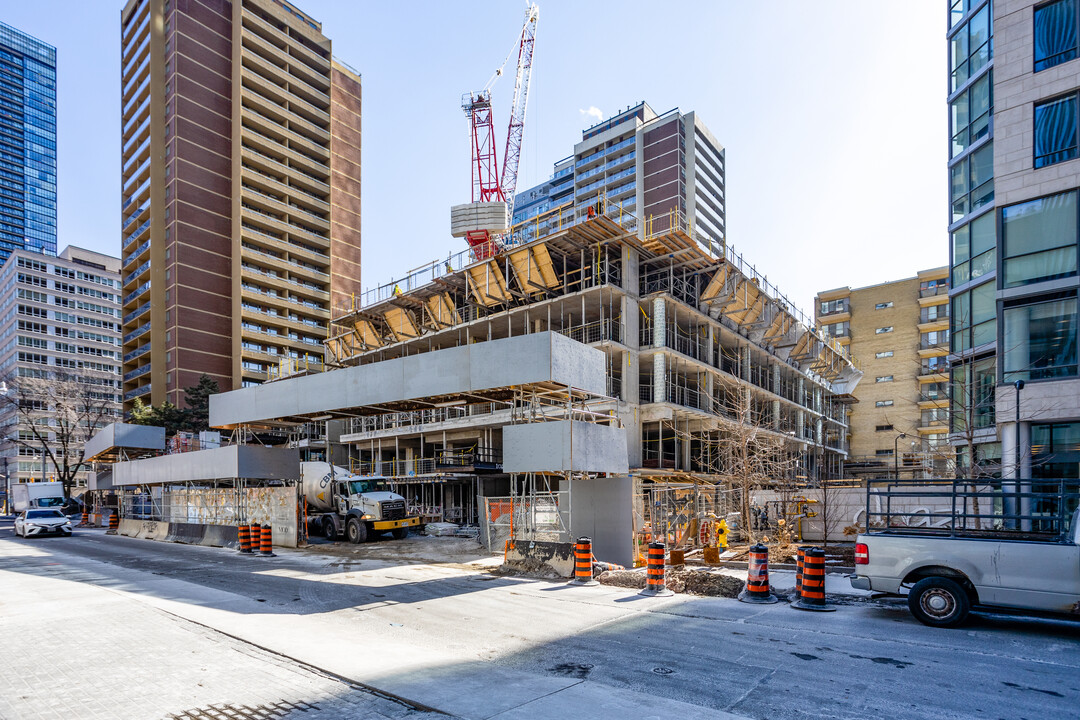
<box><xmin>165</xmin><ymin>700</ymin><xmax>320</xmax><ymax>719</ymax></box>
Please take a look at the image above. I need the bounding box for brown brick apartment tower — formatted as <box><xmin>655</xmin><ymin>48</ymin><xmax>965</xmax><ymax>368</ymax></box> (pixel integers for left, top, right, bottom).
<box><xmin>119</xmin><ymin>0</ymin><xmax>361</xmax><ymax>410</ymax></box>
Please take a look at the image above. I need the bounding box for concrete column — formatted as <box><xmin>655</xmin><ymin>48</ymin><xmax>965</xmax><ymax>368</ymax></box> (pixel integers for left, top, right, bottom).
<box><xmin>653</xmin><ymin>352</ymin><xmax>666</xmax><ymax>404</ymax></box>
<box><xmin>706</xmin><ymin>325</ymin><xmax>715</xmax><ymax>367</ymax></box>
<box><xmin>772</xmin><ymin>363</ymin><xmax>780</xmax><ymax>394</ymax></box>
<box><xmin>652</xmin><ymin>297</ymin><xmax>665</xmax><ymax>347</ymax></box>
<box><xmin>741</xmin><ymin>345</ymin><xmax>750</xmax><ymax>382</ymax></box>
<box><xmin>1001</xmin><ymin>420</ymin><xmax>1032</xmax><ymax>529</ymax></box>
<box><xmin>772</xmin><ymin>399</ymin><xmax>781</xmax><ymax>430</ymax></box>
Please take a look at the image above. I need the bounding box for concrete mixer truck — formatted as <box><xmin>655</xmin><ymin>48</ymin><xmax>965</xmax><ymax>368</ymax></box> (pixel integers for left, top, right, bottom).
<box><xmin>301</xmin><ymin>461</ymin><xmax>420</xmax><ymax>543</ymax></box>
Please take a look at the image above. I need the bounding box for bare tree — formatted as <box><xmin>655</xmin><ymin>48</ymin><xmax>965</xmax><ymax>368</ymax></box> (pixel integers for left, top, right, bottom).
<box><xmin>666</xmin><ymin>384</ymin><xmax>802</xmax><ymax>545</ymax></box>
<box><xmin>2</xmin><ymin>369</ymin><xmax>119</xmax><ymax>499</ymax></box>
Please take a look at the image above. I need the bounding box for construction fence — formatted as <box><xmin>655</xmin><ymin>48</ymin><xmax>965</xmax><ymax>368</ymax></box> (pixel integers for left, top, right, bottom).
<box><xmin>480</xmin><ymin>490</ymin><xmax>570</xmax><ymax>552</ymax></box>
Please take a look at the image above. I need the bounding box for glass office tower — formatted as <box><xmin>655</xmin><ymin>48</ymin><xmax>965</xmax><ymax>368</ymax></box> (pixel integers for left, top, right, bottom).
<box><xmin>0</xmin><ymin>22</ymin><xmax>57</xmax><ymax>261</ymax></box>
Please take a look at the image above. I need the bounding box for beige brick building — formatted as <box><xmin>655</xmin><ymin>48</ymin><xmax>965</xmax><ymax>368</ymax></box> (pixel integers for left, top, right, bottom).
<box><xmin>816</xmin><ymin>267</ymin><xmax>950</xmax><ymax>478</ymax></box>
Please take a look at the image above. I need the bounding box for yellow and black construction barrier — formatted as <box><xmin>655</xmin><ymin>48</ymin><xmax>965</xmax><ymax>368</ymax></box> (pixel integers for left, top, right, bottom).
<box><xmin>791</xmin><ymin>546</ymin><xmax>835</xmax><ymax>612</ymax></box>
<box><xmin>639</xmin><ymin>542</ymin><xmax>673</xmax><ymax>597</ymax></box>
<box><xmin>738</xmin><ymin>543</ymin><xmax>778</xmax><ymax>604</ymax></box>
<box><xmin>568</xmin><ymin>537</ymin><xmax>598</xmax><ymax>586</ymax></box>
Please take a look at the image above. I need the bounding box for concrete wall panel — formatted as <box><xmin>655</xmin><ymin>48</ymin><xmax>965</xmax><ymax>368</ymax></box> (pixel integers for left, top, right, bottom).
<box><xmin>405</xmin><ymin>344</ymin><xmax>471</xmax><ymax>399</ymax></box>
<box><xmin>112</xmin><ymin>445</ymin><xmax>300</xmax><ymax>486</ymax></box>
<box><xmin>570</xmin><ymin>475</ymin><xmax>635</xmax><ymax>568</ymax></box>
<box><xmin>504</xmin><ymin>421</ymin><xmax>629</xmax><ymax>474</ymax></box>
<box><xmin>85</xmin><ymin>423</ymin><xmax>166</xmax><ymax>461</ymax></box>
<box><xmin>210</xmin><ymin>332</ymin><xmax>607</xmax><ymax>427</ymax></box>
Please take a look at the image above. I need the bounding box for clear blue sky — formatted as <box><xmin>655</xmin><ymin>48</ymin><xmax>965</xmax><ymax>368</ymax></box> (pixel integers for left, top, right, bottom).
<box><xmin>1</xmin><ymin>1</ymin><xmax>945</xmax><ymax>314</ymax></box>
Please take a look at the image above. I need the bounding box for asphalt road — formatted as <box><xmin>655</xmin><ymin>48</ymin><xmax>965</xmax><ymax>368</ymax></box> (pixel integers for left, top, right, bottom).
<box><xmin>2</xmin><ymin>519</ymin><xmax>1079</xmax><ymax>720</ymax></box>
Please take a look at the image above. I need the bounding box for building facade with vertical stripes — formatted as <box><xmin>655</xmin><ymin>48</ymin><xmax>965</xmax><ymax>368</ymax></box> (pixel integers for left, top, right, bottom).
<box><xmin>0</xmin><ymin>21</ymin><xmax>57</xmax><ymax>262</ymax></box>
<box><xmin>948</xmin><ymin>0</ymin><xmax>1080</xmax><ymax>480</ymax></box>
<box><xmin>512</xmin><ymin>101</ymin><xmax>726</xmax><ymax>254</ymax></box>
<box><xmin>119</xmin><ymin>0</ymin><xmax>361</xmax><ymax>411</ymax></box>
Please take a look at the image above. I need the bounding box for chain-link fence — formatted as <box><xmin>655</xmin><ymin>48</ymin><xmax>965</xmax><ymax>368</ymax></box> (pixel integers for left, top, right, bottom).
<box><xmin>480</xmin><ymin>491</ymin><xmax>570</xmax><ymax>552</ymax></box>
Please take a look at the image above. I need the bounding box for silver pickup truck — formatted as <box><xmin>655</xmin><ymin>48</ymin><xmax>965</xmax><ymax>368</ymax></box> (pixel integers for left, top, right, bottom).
<box><xmin>851</xmin><ymin>479</ymin><xmax>1080</xmax><ymax>627</ymax></box>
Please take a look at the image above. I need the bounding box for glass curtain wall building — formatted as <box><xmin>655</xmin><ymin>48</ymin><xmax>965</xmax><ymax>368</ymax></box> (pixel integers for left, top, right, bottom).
<box><xmin>0</xmin><ymin>22</ymin><xmax>57</xmax><ymax>262</ymax></box>
<box><xmin>949</xmin><ymin>0</ymin><xmax>1080</xmax><ymax>482</ymax></box>
<box><xmin>948</xmin><ymin>0</ymin><xmax>999</xmax><ymax>475</ymax></box>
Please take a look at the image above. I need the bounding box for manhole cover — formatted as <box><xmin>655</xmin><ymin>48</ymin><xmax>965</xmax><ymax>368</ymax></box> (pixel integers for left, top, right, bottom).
<box><xmin>652</xmin><ymin>667</ymin><xmax>675</xmax><ymax>675</ymax></box>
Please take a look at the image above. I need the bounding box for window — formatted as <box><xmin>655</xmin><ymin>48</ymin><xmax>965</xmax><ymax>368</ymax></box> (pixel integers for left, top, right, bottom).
<box><xmin>922</xmin><ymin>355</ymin><xmax>949</xmax><ymax>374</ymax></box>
<box><xmin>1034</xmin><ymin>93</ymin><xmax>1079</xmax><ymax>168</ymax></box>
<box><xmin>819</xmin><ymin>298</ymin><xmax>847</xmax><ymax>315</ymax></box>
<box><xmin>875</xmin><ymin>301</ymin><xmax>893</xmax><ymax>310</ymax></box>
<box><xmin>1004</xmin><ymin>297</ymin><xmax>1078</xmax><ymax>382</ymax></box>
<box><xmin>951</xmin><ymin>71</ymin><xmax>992</xmax><ymax>158</ymax></box>
<box><xmin>823</xmin><ymin>321</ymin><xmax>848</xmax><ymax>338</ymax></box>
<box><xmin>875</xmin><ymin>449</ymin><xmax>894</xmax><ymax>457</ymax></box>
<box><xmin>922</xmin><ymin>330</ymin><xmax>950</xmax><ymax>348</ymax></box>
<box><xmin>875</xmin><ymin>400</ymin><xmax>894</xmax><ymax>408</ymax></box>
<box><xmin>876</xmin><ymin>424</ymin><xmax>894</xmax><ymax>432</ymax></box>
<box><xmin>920</xmin><ymin>304</ymin><xmax>950</xmax><ymax>322</ymax></box>
<box><xmin>952</xmin><ymin>211</ymin><xmax>995</xmax><ymax>286</ymax></box>
<box><xmin>951</xmin><ymin>3</ymin><xmax>992</xmax><ymax>91</ymax></box>
<box><xmin>951</xmin><ymin>141</ymin><xmax>994</xmax><ymax>221</ymax></box>
<box><xmin>921</xmin><ymin>381</ymin><xmax>949</xmax><ymax>401</ymax></box>
<box><xmin>875</xmin><ymin>350</ymin><xmax>894</xmax><ymax>358</ymax></box>
<box><xmin>876</xmin><ymin>375</ymin><xmax>894</xmax><ymax>383</ymax></box>
<box><xmin>1031</xmin><ymin>422</ymin><xmax>1080</xmax><ymax>479</ymax></box>
<box><xmin>876</xmin><ymin>327</ymin><xmax>893</xmax><ymax>334</ymax></box>
<box><xmin>1001</xmin><ymin>190</ymin><xmax>1078</xmax><ymax>288</ymax></box>
<box><xmin>952</xmin><ymin>281</ymin><xmax>996</xmax><ymax>352</ymax></box>
<box><xmin>1034</xmin><ymin>0</ymin><xmax>1078</xmax><ymax>72</ymax></box>
<box><xmin>952</xmin><ymin>356</ymin><xmax>996</xmax><ymax>432</ymax></box>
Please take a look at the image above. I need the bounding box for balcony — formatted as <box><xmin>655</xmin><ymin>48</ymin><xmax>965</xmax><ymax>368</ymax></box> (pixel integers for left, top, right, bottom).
<box><xmin>124</xmin><ymin>384</ymin><xmax>152</xmax><ymax>401</ymax></box>
<box><xmin>123</xmin><ymin>301</ymin><xmax>151</xmax><ymax>326</ymax></box>
<box><xmin>123</xmin><ymin>343</ymin><xmax>151</xmax><ymax>364</ymax></box>
<box><xmin>123</xmin><ymin>281</ymin><xmax>151</xmax><ymax>307</ymax></box>
<box><xmin>123</xmin><ymin>322</ymin><xmax>152</xmax><ymax>345</ymax></box>
<box><xmin>123</xmin><ymin>363</ymin><xmax>152</xmax><ymax>383</ymax></box>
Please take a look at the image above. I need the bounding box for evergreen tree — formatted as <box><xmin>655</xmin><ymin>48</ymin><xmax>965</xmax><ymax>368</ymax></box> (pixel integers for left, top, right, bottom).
<box><xmin>180</xmin><ymin>374</ymin><xmax>219</xmax><ymax>432</ymax></box>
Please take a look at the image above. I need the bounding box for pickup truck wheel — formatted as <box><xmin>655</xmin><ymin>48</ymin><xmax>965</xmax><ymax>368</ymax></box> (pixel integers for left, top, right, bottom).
<box><xmin>392</xmin><ymin>527</ymin><xmax>409</xmax><ymax>540</ymax></box>
<box><xmin>908</xmin><ymin>577</ymin><xmax>971</xmax><ymax>628</ymax></box>
<box><xmin>346</xmin><ymin>517</ymin><xmax>367</xmax><ymax>544</ymax></box>
<box><xmin>322</xmin><ymin>517</ymin><xmax>337</xmax><ymax>540</ymax></box>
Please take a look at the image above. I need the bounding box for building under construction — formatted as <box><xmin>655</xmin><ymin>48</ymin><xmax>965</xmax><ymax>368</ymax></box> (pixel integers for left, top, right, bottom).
<box><xmin>321</xmin><ymin>190</ymin><xmax>860</xmax><ymax>542</ymax></box>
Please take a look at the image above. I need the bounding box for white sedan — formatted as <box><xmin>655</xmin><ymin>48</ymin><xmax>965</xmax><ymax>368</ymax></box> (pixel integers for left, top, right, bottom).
<box><xmin>14</xmin><ymin>509</ymin><xmax>72</xmax><ymax>538</ymax></box>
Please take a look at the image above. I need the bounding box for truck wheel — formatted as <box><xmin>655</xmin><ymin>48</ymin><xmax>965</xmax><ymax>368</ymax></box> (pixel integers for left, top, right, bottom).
<box><xmin>392</xmin><ymin>527</ymin><xmax>409</xmax><ymax>540</ymax></box>
<box><xmin>908</xmin><ymin>577</ymin><xmax>971</xmax><ymax>628</ymax></box>
<box><xmin>322</xmin><ymin>517</ymin><xmax>337</xmax><ymax>540</ymax></box>
<box><xmin>346</xmin><ymin>517</ymin><xmax>367</xmax><ymax>544</ymax></box>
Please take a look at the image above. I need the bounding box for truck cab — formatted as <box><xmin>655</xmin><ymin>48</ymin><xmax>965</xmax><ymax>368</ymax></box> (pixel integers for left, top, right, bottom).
<box><xmin>302</xmin><ymin>462</ymin><xmax>418</xmax><ymax>543</ymax></box>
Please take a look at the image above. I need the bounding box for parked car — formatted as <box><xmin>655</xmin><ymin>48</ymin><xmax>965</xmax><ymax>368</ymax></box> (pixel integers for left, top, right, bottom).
<box><xmin>14</xmin><ymin>509</ymin><xmax>73</xmax><ymax>538</ymax></box>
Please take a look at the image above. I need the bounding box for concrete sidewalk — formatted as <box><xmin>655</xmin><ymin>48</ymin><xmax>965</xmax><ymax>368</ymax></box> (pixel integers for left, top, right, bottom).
<box><xmin>0</xmin><ymin>535</ymin><xmax>750</xmax><ymax>720</ymax></box>
<box><xmin>0</xmin><ymin>541</ymin><xmax>434</xmax><ymax>720</ymax></box>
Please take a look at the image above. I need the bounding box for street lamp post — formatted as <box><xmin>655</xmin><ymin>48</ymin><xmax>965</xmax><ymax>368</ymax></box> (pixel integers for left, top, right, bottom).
<box><xmin>1015</xmin><ymin>379</ymin><xmax>1028</xmax><ymax>530</ymax></box>
<box><xmin>894</xmin><ymin>432</ymin><xmax>907</xmax><ymax>480</ymax></box>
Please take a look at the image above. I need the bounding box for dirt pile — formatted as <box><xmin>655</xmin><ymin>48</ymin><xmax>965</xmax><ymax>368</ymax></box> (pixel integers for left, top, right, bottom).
<box><xmin>597</xmin><ymin>568</ymin><xmax>745</xmax><ymax>597</ymax></box>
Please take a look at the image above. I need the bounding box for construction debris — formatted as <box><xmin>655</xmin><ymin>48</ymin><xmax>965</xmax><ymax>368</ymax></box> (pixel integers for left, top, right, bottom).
<box><xmin>597</xmin><ymin>568</ymin><xmax>745</xmax><ymax>598</ymax></box>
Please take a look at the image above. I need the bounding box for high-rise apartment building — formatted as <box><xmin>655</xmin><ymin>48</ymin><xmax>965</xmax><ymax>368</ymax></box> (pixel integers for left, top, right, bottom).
<box><xmin>512</xmin><ymin>101</ymin><xmax>726</xmax><ymax>251</ymax></box>
<box><xmin>947</xmin><ymin>0</ymin><xmax>1080</xmax><ymax>480</ymax></box>
<box><xmin>0</xmin><ymin>22</ymin><xmax>57</xmax><ymax>261</ymax></box>
<box><xmin>120</xmin><ymin>0</ymin><xmax>362</xmax><ymax>411</ymax></box>
<box><xmin>0</xmin><ymin>246</ymin><xmax>122</xmax><ymax>501</ymax></box>
<box><xmin>816</xmin><ymin>268</ymin><xmax>951</xmax><ymax>478</ymax></box>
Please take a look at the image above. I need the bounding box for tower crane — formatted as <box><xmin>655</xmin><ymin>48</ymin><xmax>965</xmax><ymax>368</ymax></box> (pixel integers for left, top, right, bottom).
<box><xmin>454</xmin><ymin>4</ymin><xmax>539</xmax><ymax>257</ymax></box>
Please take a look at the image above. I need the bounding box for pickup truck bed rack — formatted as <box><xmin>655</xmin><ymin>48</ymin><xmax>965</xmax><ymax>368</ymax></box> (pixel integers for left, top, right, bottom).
<box><xmin>865</xmin><ymin>478</ymin><xmax>1080</xmax><ymax>543</ymax></box>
